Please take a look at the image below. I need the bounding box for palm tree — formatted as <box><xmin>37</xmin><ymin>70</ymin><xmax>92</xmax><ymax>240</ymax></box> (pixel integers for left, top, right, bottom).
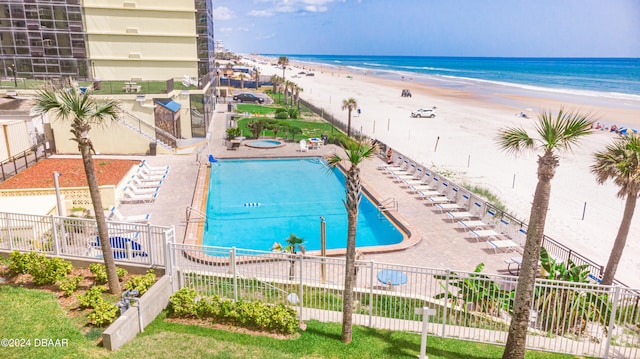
<box><xmin>225</xmin><ymin>63</ymin><xmax>233</xmax><ymax>87</ymax></box>
<box><xmin>326</xmin><ymin>139</ymin><xmax>378</xmax><ymax>344</ymax></box>
<box><xmin>592</xmin><ymin>134</ymin><xmax>640</xmax><ymax>285</ymax></box>
<box><xmin>294</xmin><ymin>84</ymin><xmax>303</xmax><ymax>111</ymax></box>
<box><xmin>283</xmin><ymin>80</ymin><xmax>292</xmax><ymax>106</ymax></box>
<box><xmin>272</xmin><ymin>233</ymin><xmax>305</xmax><ymax>280</ymax></box>
<box><xmin>254</xmin><ymin>68</ymin><xmax>260</xmax><ymax>89</ymax></box>
<box><xmin>270</xmin><ymin>74</ymin><xmax>281</xmax><ymax>94</ymax></box>
<box><xmin>239</xmin><ymin>73</ymin><xmax>245</xmax><ymax>89</ymax></box>
<box><xmin>34</xmin><ymin>86</ymin><xmax>123</xmax><ymax>294</ymax></box>
<box><xmin>278</xmin><ymin>56</ymin><xmax>289</xmax><ymax>79</ymax></box>
<box><xmin>341</xmin><ymin>98</ymin><xmax>358</xmax><ymax>137</ymax></box>
<box><xmin>496</xmin><ymin>109</ymin><xmax>593</xmax><ymax>359</ymax></box>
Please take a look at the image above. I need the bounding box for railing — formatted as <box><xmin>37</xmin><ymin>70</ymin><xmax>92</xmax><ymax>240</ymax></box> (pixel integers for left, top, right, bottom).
<box><xmin>120</xmin><ymin>110</ymin><xmax>177</xmax><ymax>149</ymax></box>
<box><xmin>0</xmin><ymin>211</ymin><xmax>171</xmax><ymax>267</ymax></box>
<box><xmin>170</xmin><ymin>243</ymin><xmax>640</xmax><ymax>359</ymax></box>
<box><xmin>0</xmin><ymin>141</ymin><xmax>49</xmax><ymax>183</ymax></box>
<box><xmin>378</xmin><ymin>198</ymin><xmax>398</xmax><ymax>213</ymax></box>
<box><xmin>377</xmin><ymin>143</ymin><xmax>628</xmax><ymax>288</ymax></box>
<box><xmin>185</xmin><ymin>206</ymin><xmax>207</xmax><ymax>222</ymax></box>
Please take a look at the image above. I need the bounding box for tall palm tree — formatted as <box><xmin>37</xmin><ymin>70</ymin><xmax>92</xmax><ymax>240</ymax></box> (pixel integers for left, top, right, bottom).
<box><xmin>496</xmin><ymin>109</ymin><xmax>593</xmax><ymax>359</ymax></box>
<box><xmin>326</xmin><ymin>139</ymin><xmax>377</xmax><ymax>344</ymax></box>
<box><xmin>592</xmin><ymin>134</ymin><xmax>640</xmax><ymax>285</ymax></box>
<box><xmin>253</xmin><ymin>68</ymin><xmax>260</xmax><ymax>89</ymax></box>
<box><xmin>341</xmin><ymin>98</ymin><xmax>358</xmax><ymax>137</ymax></box>
<box><xmin>283</xmin><ymin>80</ymin><xmax>293</xmax><ymax>106</ymax></box>
<box><xmin>225</xmin><ymin>63</ymin><xmax>233</xmax><ymax>87</ymax></box>
<box><xmin>294</xmin><ymin>84</ymin><xmax>303</xmax><ymax>111</ymax></box>
<box><xmin>278</xmin><ymin>56</ymin><xmax>289</xmax><ymax>79</ymax></box>
<box><xmin>34</xmin><ymin>86</ymin><xmax>123</xmax><ymax>294</ymax></box>
<box><xmin>270</xmin><ymin>74</ymin><xmax>281</xmax><ymax>94</ymax></box>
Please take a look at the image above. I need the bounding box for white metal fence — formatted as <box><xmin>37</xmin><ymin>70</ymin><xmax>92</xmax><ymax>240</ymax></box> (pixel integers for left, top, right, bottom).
<box><xmin>171</xmin><ymin>243</ymin><xmax>640</xmax><ymax>359</ymax></box>
<box><xmin>0</xmin><ymin>211</ymin><xmax>171</xmax><ymax>267</ymax></box>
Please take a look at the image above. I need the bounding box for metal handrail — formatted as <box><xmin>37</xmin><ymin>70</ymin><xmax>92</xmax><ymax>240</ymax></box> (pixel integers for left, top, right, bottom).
<box><xmin>378</xmin><ymin>197</ymin><xmax>398</xmax><ymax>212</ymax></box>
<box><xmin>120</xmin><ymin>110</ymin><xmax>178</xmax><ymax>145</ymax></box>
<box><xmin>186</xmin><ymin>206</ymin><xmax>207</xmax><ymax>222</ymax></box>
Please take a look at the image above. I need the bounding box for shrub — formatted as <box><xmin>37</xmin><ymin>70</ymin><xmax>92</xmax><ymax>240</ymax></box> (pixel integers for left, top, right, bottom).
<box><xmin>89</xmin><ymin>263</ymin><xmax>127</xmax><ymax>284</ymax></box>
<box><xmin>274</xmin><ymin>111</ymin><xmax>289</xmax><ymax>119</ymax></box>
<box><xmin>58</xmin><ymin>275</ymin><xmax>82</xmax><ymax>297</ymax></box>
<box><xmin>8</xmin><ymin>251</ymin><xmax>30</xmax><ymax>274</ymax></box>
<box><xmin>226</xmin><ymin>127</ymin><xmax>242</xmax><ymax>140</ymax></box>
<box><xmin>286</xmin><ymin>108</ymin><xmax>299</xmax><ymax>119</ymax></box>
<box><xmin>274</xmin><ymin>107</ymin><xmax>287</xmax><ymax>114</ymax></box>
<box><xmin>88</xmin><ymin>300</ymin><xmax>118</xmax><ymax>327</ymax></box>
<box><xmin>168</xmin><ymin>288</ymin><xmax>198</xmax><ymax>317</ymax></box>
<box><xmin>124</xmin><ymin>269</ymin><xmax>156</xmax><ymax>295</ymax></box>
<box><xmin>169</xmin><ymin>289</ymin><xmax>299</xmax><ymax>334</ymax></box>
<box><xmin>78</xmin><ymin>286</ymin><xmax>106</xmax><ymax>309</ymax></box>
<box><xmin>26</xmin><ymin>255</ymin><xmax>72</xmax><ymax>286</ymax></box>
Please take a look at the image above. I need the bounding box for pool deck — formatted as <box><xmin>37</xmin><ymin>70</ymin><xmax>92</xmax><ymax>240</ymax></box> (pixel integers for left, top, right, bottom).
<box><xmin>115</xmin><ymin>105</ymin><xmax>519</xmax><ymax>277</ymax></box>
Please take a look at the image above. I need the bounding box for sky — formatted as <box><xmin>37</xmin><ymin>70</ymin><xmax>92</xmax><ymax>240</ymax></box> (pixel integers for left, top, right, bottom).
<box><xmin>213</xmin><ymin>0</ymin><xmax>640</xmax><ymax>57</ymax></box>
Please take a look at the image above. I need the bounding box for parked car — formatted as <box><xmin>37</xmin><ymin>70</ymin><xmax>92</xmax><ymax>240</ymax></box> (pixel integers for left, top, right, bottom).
<box><xmin>410</xmin><ymin>107</ymin><xmax>437</xmax><ymax>118</ymax></box>
<box><xmin>233</xmin><ymin>93</ymin><xmax>264</xmax><ymax>103</ymax></box>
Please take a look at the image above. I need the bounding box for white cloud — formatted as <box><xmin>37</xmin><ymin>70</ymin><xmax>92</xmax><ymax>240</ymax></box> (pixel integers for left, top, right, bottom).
<box><xmin>250</xmin><ymin>0</ymin><xmax>342</xmax><ymax>16</ymax></box>
<box><xmin>218</xmin><ymin>27</ymin><xmax>233</xmax><ymax>33</ymax></box>
<box><xmin>256</xmin><ymin>33</ymin><xmax>275</xmax><ymax>40</ymax></box>
<box><xmin>213</xmin><ymin>6</ymin><xmax>234</xmax><ymax>21</ymax></box>
<box><xmin>237</xmin><ymin>27</ymin><xmax>250</xmax><ymax>32</ymax></box>
<box><xmin>248</xmin><ymin>9</ymin><xmax>275</xmax><ymax>17</ymax></box>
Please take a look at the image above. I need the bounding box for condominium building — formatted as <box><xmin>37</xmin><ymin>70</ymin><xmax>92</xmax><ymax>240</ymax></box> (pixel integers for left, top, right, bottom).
<box><xmin>0</xmin><ymin>0</ymin><xmax>214</xmax><ymax>83</ymax></box>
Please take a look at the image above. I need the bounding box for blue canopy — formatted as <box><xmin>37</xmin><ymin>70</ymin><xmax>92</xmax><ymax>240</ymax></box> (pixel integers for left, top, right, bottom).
<box><xmin>377</xmin><ymin>269</ymin><xmax>408</xmax><ymax>286</ymax></box>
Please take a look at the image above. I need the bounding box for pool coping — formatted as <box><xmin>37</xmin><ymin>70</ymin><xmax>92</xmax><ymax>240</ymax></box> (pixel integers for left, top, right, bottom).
<box><xmin>182</xmin><ymin>157</ymin><xmax>421</xmax><ymax>265</ymax></box>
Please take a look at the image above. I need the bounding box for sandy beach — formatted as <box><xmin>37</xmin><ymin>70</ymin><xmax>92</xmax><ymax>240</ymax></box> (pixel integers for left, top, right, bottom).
<box><xmin>242</xmin><ymin>55</ymin><xmax>640</xmax><ymax>288</ymax></box>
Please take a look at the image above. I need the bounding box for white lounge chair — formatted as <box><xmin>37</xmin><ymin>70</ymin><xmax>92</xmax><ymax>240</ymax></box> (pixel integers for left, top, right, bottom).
<box><xmin>487</xmin><ymin>239</ymin><xmax>520</xmax><ymax>254</ymax></box>
<box><xmin>446</xmin><ymin>211</ymin><xmax>476</xmax><ymax>221</ymax></box>
<box><xmin>138</xmin><ymin>164</ymin><xmax>168</xmax><ymax>176</ymax></box>
<box><xmin>130</xmin><ymin>175</ymin><xmax>163</xmax><ymax>188</ymax></box>
<box><xmin>435</xmin><ymin>202</ymin><xmax>464</xmax><ymax>212</ymax></box>
<box><xmin>140</xmin><ymin>159</ymin><xmax>169</xmax><ymax>173</ymax></box>
<box><xmin>299</xmin><ymin>139</ymin><xmax>308</xmax><ymax>152</ymax></box>
<box><xmin>120</xmin><ymin>189</ymin><xmax>158</xmax><ymax>204</ymax></box>
<box><xmin>123</xmin><ymin>185</ymin><xmax>159</xmax><ymax>195</ymax></box>
<box><xmin>471</xmin><ymin>229</ymin><xmax>504</xmax><ymax>242</ymax></box>
<box><xmin>458</xmin><ymin>220</ymin><xmax>491</xmax><ymax>231</ymax></box>
<box><xmin>136</xmin><ymin>171</ymin><xmax>167</xmax><ymax>182</ymax></box>
<box><xmin>108</xmin><ymin>206</ymin><xmax>150</xmax><ymax>223</ymax></box>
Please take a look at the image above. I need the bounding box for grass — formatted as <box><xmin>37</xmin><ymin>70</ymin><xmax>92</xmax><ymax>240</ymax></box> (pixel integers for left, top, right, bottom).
<box><xmin>0</xmin><ymin>285</ymin><xmax>589</xmax><ymax>359</ymax></box>
<box><xmin>113</xmin><ymin>312</ymin><xmax>584</xmax><ymax>359</ymax></box>
<box><xmin>0</xmin><ymin>286</ymin><xmax>108</xmax><ymax>359</ymax></box>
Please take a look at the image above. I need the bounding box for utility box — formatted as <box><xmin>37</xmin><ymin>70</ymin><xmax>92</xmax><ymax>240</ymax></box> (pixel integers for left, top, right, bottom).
<box><xmin>149</xmin><ymin>141</ymin><xmax>157</xmax><ymax>156</ymax></box>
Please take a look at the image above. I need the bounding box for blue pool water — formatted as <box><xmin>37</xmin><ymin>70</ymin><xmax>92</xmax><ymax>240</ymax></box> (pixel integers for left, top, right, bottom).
<box><xmin>203</xmin><ymin>158</ymin><xmax>404</xmax><ymax>251</ymax></box>
<box><xmin>245</xmin><ymin>140</ymin><xmax>283</xmax><ymax>148</ymax></box>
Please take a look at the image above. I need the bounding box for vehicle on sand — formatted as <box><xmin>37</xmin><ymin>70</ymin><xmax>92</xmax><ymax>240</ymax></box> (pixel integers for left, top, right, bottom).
<box><xmin>411</xmin><ymin>107</ymin><xmax>436</xmax><ymax>118</ymax></box>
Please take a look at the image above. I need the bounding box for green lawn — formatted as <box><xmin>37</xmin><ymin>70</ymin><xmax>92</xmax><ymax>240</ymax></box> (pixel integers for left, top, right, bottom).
<box><xmin>0</xmin><ymin>285</ymin><xmax>586</xmax><ymax>359</ymax></box>
<box><xmin>0</xmin><ymin>286</ymin><xmax>108</xmax><ymax>359</ymax></box>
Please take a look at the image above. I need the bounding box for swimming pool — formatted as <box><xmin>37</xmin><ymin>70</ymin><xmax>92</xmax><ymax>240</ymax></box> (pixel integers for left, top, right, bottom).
<box><xmin>203</xmin><ymin>158</ymin><xmax>404</xmax><ymax>252</ymax></box>
<box><xmin>245</xmin><ymin>140</ymin><xmax>284</xmax><ymax>148</ymax></box>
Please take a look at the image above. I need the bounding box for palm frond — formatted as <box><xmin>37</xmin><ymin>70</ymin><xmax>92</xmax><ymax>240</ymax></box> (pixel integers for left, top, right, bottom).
<box><xmin>496</xmin><ymin>126</ymin><xmax>535</xmax><ymax>155</ymax></box>
<box><xmin>536</xmin><ymin>108</ymin><xmax>593</xmax><ymax>152</ymax></box>
<box><xmin>592</xmin><ymin>134</ymin><xmax>640</xmax><ymax>198</ymax></box>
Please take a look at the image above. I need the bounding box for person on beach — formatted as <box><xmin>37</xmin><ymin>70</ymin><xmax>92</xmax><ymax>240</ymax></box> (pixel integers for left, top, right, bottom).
<box><xmin>386</xmin><ymin>148</ymin><xmax>393</xmax><ymax>164</ymax></box>
<box><xmin>357</xmin><ymin>108</ymin><xmax>361</xmax><ymax>116</ymax></box>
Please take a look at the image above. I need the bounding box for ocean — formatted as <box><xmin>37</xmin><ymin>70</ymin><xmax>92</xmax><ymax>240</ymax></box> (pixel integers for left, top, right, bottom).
<box><xmin>274</xmin><ymin>55</ymin><xmax>640</xmax><ymax>101</ymax></box>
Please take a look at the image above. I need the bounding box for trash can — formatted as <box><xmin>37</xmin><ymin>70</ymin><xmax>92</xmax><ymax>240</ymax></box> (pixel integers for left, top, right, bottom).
<box><xmin>92</xmin><ymin>78</ymin><xmax>101</xmax><ymax>90</ymax></box>
<box><xmin>321</xmin><ymin>134</ymin><xmax>328</xmax><ymax>145</ymax></box>
<box><xmin>149</xmin><ymin>141</ymin><xmax>157</xmax><ymax>156</ymax></box>
<box><xmin>227</xmin><ymin>103</ymin><xmax>233</xmax><ymax>112</ymax></box>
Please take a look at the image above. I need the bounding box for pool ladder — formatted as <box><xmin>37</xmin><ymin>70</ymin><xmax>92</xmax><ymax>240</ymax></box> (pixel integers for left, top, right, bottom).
<box><xmin>186</xmin><ymin>206</ymin><xmax>207</xmax><ymax>222</ymax></box>
<box><xmin>378</xmin><ymin>198</ymin><xmax>398</xmax><ymax>216</ymax></box>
